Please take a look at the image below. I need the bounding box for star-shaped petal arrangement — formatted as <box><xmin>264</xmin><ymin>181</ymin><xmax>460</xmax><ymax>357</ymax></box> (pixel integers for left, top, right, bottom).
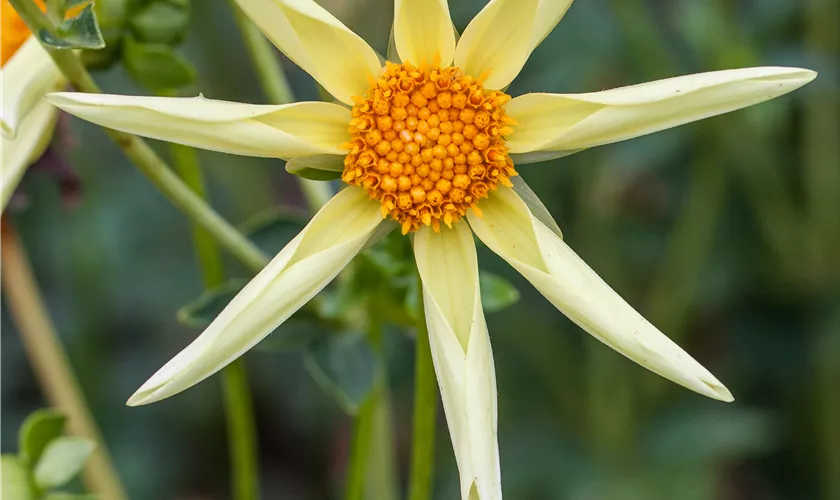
<box><xmin>47</xmin><ymin>1</ymin><xmax>816</xmax><ymax>498</ymax></box>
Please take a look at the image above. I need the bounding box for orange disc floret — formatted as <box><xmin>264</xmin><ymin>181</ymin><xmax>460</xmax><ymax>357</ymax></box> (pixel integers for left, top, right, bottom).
<box><xmin>342</xmin><ymin>62</ymin><xmax>517</xmax><ymax>234</ymax></box>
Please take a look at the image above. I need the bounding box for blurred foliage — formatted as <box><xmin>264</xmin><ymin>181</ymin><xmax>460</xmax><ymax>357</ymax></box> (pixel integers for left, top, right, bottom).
<box><xmin>2</xmin><ymin>0</ymin><xmax>838</xmax><ymax>499</ymax></box>
<box><xmin>2</xmin><ymin>410</ymin><xmax>96</xmax><ymax>499</ymax></box>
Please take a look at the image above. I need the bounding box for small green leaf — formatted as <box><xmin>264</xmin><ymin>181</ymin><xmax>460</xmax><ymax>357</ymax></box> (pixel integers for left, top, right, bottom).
<box><xmin>256</xmin><ymin>315</ymin><xmax>327</xmax><ymax>353</ymax></box>
<box><xmin>19</xmin><ymin>410</ymin><xmax>67</xmax><ymax>467</ymax></box>
<box><xmin>38</xmin><ymin>4</ymin><xmax>105</xmax><ymax>50</ymax></box>
<box><xmin>479</xmin><ymin>271</ymin><xmax>520</xmax><ymax>313</ymax></box>
<box><xmin>34</xmin><ymin>437</ymin><xmax>95</xmax><ymax>491</ymax></box>
<box><xmin>122</xmin><ymin>36</ymin><xmax>196</xmax><ymax>91</ymax></box>
<box><xmin>176</xmin><ymin>280</ymin><xmax>247</xmax><ymax>328</ymax></box>
<box><xmin>2</xmin><ymin>456</ymin><xmax>33</xmax><ymax>500</ymax></box>
<box><xmin>304</xmin><ymin>333</ymin><xmax>376</xmax><ymax>415</ymax></box>
<box><xmin>130</xmin><ymin>0</ymin><xmax>190</xmax><ymax>45</ymax></box>
<box><xmin>238</xmin><ymin>205</ymin><xmax>307</xmax><ymax>255</ymax></box>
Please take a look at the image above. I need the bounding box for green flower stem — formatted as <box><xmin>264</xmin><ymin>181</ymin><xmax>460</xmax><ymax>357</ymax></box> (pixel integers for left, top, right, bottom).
<box><xmin>804</xmin><ymin>0</ymin><xmax>840</xmax><ymax>275</ymax></box>
<box><xmin>0</xmin><ymin>219</ymin><xmax>129</xmax><ymax>500</ymax></box>
<box><xmin>227</xmin><ymin>0</ymin><xmax>332</xmax><ymax>213</ymax></box>
<box><xmin>169</xmin><ymin>143</ymin><xmax>260</xmax><ymax>500</ymax></box>
<box><xmin>345</xmin><ymin>384</ymin><xmax>378</xmax><ymax>500</ymax></box>
<box><xmin>408</xmin><ymin>273</ymin><xmax>437</xmax><ymax>500</ymax></box>
<box><xmin>8</xmin><ymin>0</ymin><xmax>270</xmax><ymax>273</ymax></box>
<box><xmin>221</xmin><ymin>360</ymin><xmax>261</xmax><ymax>500</ymax></box>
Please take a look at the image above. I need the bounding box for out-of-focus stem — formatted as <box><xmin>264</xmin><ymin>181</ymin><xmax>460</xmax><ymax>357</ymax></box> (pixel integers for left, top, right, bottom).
<box><xmin>221</xmin><ymin>360</ymin><xmax>261</xmax><ymax>500</ymax></box>
<box><xmin>1</xmin><ymin>219</ymin><xmax>129</xmax><ymax>500</ymax></box>
<box><xmin>345</xmin><ymin>385</ymin><xmax>378</xmax><ymax>500</ymax></box>
<box><xmin>408</xmin><ymin>273</ymin><xmax>437</xmax><ymax>500</ymax></box>
<box><xmin>169</xmin><ymin>143</ymin><xmax>261</xmax><ymax>500</ymax></box>
<box><xmin>804</xmin><ymin>0</ymin><xmax>840</xmax><ymax>276</ymax></box>
<box><xmin>814</xmin><ymin>304</ymin><xmax>840</xmax><ymax>500</ymax></box>
<box><xmin>646</xmin><ymin>138</ymin><xmax>727</xmax><ymax>341</ymax></box>
<box><xmin>226</xmin><ymin>0</ymin><xmax>332</xmax><ymax>212</ymax></box>
<box><xmin>8</xmin><ymin>0</ymin><xmax>270</xmax><ymax>273</ymax></box>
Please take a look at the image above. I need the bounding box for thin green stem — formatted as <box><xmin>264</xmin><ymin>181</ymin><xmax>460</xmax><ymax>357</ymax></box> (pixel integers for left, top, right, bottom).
<box><xmin>1</xmin><ymin>219</ymin><xmax>129</xmax><ymax>500</ymax></box>
<box><xmin>169</xmin><ymin>143</ymin><xmax>261</xmax><ymax>500</ymax></box>
<box><xmin>227</xmin><ymin>0</ymin><xmax>294</xmax><ymax>105</ymax></box>
<box><xmin>226</xmin><ymin>0</ymin><xmax>332</xmax><ymax>212</ymax></box>
<box><xmin>8</xmin><ymin>0</ymin><xmax>270</xmax><ymax>273</ymax></box>
<box><xmin>345</xmin><ymin>387</ymin><xmax>378</xmax><ymax>500</ymax></box>
<box><xmin>408</xmin><ymin>273</ymin><xmax>437</xmax><ymax>500</ymax></box>
<box><xmin>221</xmin><ymin>360</ymin><xmax>261</xmax><ymax>500</ymax></box>
<box><xmin>804</xmin><ymin>0</ymin><xmax>840</xmax><ymax>276</ymax></box>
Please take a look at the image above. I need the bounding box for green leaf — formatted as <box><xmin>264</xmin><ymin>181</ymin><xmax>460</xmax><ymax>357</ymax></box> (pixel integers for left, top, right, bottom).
<box><xmin>176</xmin><ymin>279</ymin><xmax>247</xmax><ymax>328</ymax></box>
<box><xmin>34</xmin><ymin>437</ymin><xmax>95</xmax><ymax>491</ymax></box>
<box><xmin>304</xmin><ymin>333</ymin><xmax>376</xmax><ymax>415</ymax></box>
<box><xmin>130</xmin><ymin>0</ymin><xmax>190</xmax><ymax>45</ymax></box>
<box><xmin>2</xmin><ymin>456</ymin><xmax>33</xmax><ymax>500</ymax></box>
<box><xmin>238</xmin><ymin>205</ymin><xmax>307</xmax><ymax>256</ymax></box>
<box><xmin>479</xmin><ymin>271</ymin><xmax>521</xmax><ymax>313</ymax></box>
<box><xmin>19</xmin><ymin>410</ymin><xmax>67</xmax><ymax>467</ymax></box>
<box><xmin>38</xmin><ymin>4</ymin><xmax>105</xmax><ymax>50</ymax></box>
<box><xmin>286</xmin><ymin>166</ymin><xmax>343</xmax><ymax>181</ymax></box>
<box><xmin>256</xmin><ymin>315</ymin><xmax>327</xmax><ymax>353</ymax></box>
<box><xmin>122</xmin><ymin>36</ymin><xmax>196</xmax><ymax>91</ymax></box>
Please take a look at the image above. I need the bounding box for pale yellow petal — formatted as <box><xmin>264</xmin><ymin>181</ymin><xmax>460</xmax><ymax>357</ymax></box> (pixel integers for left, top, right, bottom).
<box><xmin>530</xmin><ymin>0</ymin><xmax>575</xmax><ymax>50</ymax></box>
<box><xmin>235</xmin><ymin>0</ymin><xmax>382</xmax><ymax>104</ymax></box>
<box><xmin>1</xmin><ymin>37</ymin><xmax>63</xmax><ymax>138</ymax></box>
<box><xmin>394</xmin><ymin>0</ymin><xmax>455</xmax><ymax>66</ymax></box>
<box><xmin>127</xmin><ymin>188</ymin><xmax>382</xmax><ymax>406</ymax></box>
<box><xmin>414</xmin><ymin>222</ymin><xmax>502</xmax><ymax>500</ymax></box>
<box><xmin>455</xmin><ymin>0</ymin><xmax>570</xmax><ymax>90</ymax></box>
<box><xmin>1</xmin><ymin>97</ymin><xmax>58</xmax><ymax>212</ymax></box>
<box><xmin>507</xmin><ymin>66</ymin><xmax>817</xmax><ymax>156</ymax></box>
<box><xmin>48</xmin><ymin>92</ymin><xmax>350</xmax><ymax>158</ymax></box>
<box><xmin>468</xmin><ymin>186</ymin><xmax>733</xmax><ymax>402</ymax></box>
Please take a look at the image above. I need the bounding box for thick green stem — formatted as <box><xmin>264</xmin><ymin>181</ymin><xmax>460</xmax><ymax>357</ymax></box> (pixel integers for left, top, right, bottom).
<box><xmin>8</xmin><ymin>0</ymin><xmax>270</xmax><ymax>273</ymax></box>
<box><xmin>227</xmin><ymin>0</ymin><xmax>332</xmax><ymax>212</ymax></box>
<box><xmin>408</xmin><ymin>274</ymin><xmax>437</xmax><ymax>500</ymax></box>
<box><xmin>1</xmin><ymin>220</ymin><xmax>129</xmax><ymax>500</ymax></box>
<box><xmin>169</xmin><ymin>143</ymin><xmax>261</xmax><ymax>500</ymax></box>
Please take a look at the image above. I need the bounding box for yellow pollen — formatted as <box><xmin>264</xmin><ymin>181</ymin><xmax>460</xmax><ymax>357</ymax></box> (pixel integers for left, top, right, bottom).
<box><xmin>342</xmin><ymin>62</ymin><xmax>517</xmax><ymax>234</ymax></box>
<box><xmin>0</xmin><ymin>0</ymin><xmax>41</xmax><ymax>67</ymax></box>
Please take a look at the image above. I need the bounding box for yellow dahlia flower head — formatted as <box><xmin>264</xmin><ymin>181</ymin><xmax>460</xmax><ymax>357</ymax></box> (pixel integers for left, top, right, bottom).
<box><xmin>47</xmin><ymin>1</ymin><xmax>815</xmax><ymax>498</ymax></box>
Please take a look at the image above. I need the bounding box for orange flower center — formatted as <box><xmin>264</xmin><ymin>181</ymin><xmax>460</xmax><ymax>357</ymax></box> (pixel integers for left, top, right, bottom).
<box><xmin>342</xmin><ymin>62</ymin><xmax>517</xmax><ymax>234</ymax></box>
<box><xmin>1</xmin><ymin>0</ymin><xmax>38</xmax><ymax>67</ymax></box>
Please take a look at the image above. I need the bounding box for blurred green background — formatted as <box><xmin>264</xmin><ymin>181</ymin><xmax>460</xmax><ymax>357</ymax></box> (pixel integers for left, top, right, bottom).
<box><xmin>3</xmin><ymin>0</ymin><xmax>839</xmax><ymax>498</ymax></box>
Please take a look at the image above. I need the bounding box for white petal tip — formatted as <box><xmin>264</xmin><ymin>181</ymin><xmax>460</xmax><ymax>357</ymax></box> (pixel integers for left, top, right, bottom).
<box><xmin>690</xmin><ymin>373</ymin><xmax>734</xmax><ymax>402</ymax></box>
<box><xmin>704</xmin><ymin>381</ymin><xmax>735</xmax><ymax>403</ymax></box>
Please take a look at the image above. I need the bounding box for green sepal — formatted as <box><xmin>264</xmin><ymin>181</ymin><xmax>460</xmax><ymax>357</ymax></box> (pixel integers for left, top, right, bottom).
<box><xmin>18</xmin><ymin>409</ymin><xmax>67</xmax><ymax>468</ymax></box>
<box><xmin>38</xmin><ymin>4</ymin><xmax>105</xmax><ymax>50</ymax></box>
<box><xmin>285</xmin><ymin>156</ymin><xmax>344</xmax><ymax>181</ymax></box>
